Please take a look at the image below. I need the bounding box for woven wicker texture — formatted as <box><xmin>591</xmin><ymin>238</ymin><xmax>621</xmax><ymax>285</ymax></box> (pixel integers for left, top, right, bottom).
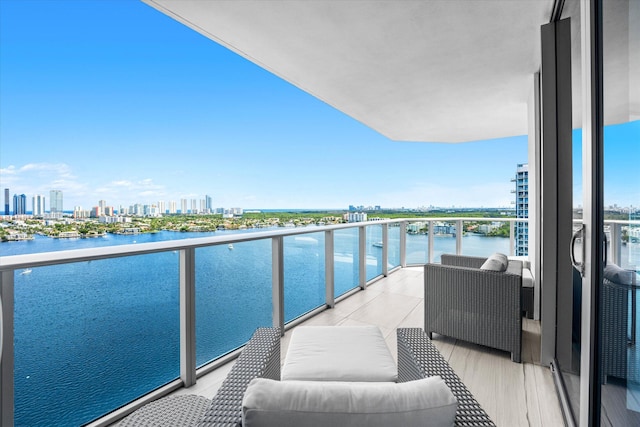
<box><xmin>441</xmin><ymin>254</ymin><xmax>486</xmax><ymax>269</ymax></box>
<box><xmin>601</xmin><ymin>275</ymin><xmax>639</xmax><ymax>383</ymax></box>
<box><xmin>425</xmin><ymin>255</ymin><xmax>522</xmax><ymax>362</ymax></box>
<box><xmin>119</xmin><ymin>395</ymin><xmax>212</xmax><ymax>427</ymax></box>
<box><xmin>198</xmin><ymin>327</ymin><xmax>280</xmax><ymax>427</ymax></box>
<box><xmin>397</xmin><ymin>328</ymin><xmax>495</xmax><ymax>426</ymax></box>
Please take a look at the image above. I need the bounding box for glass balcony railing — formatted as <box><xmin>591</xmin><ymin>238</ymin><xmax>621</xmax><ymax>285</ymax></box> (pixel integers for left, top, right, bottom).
<box><xmin>0</xmin><ymin>217</ymin><xmax>533</xmax><ymax>426</ymax></box>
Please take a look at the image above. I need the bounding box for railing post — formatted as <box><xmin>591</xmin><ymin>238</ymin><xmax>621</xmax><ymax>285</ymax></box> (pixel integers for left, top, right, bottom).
<box><xmin>359</xmin><ymin>226</ymin><xmax>366</xmax><ymax>289</ymax></box>
<box><xmin>272</xmin><ymin>237</ymin><xmax>285</xmax><ymax>335</ymax></box>
<box><xmin>510</xmin><ymin>221</ymin><xmax>516</xmax><ymax>256</ymax></box>
<box><xmin>428</xmin><ymin>220</ymin><xmax>434</xmax><ymax>264</ymax></box>
<box><xmin>1</xmin><ymin>270</ymin><xmax>15</xmax><ymax>427</ymax></box>
<box><xmin>456</xmin><ymin>220</ymin><xmax>463</xmax><ymax>255</ymax></box>
<box><xmin>400</xmin><ymin>221</ymin><xmax>407</xmax><ymax>267</ymax></box>
<box><xmin>325</xmin><ymin>230</ymin><xmax>335</xmax><ymax>308</ymax></box>
<box><xmin>382</xmin><ymin>224</ymin><xmax>389</xmax><ymax>276</ymax></box>
<box><xmin>610</xmin><ymin>222</ymin><xmax>621</xmax><ymax>266</ymax></box>
<box><xmin>179</xmin><ymin>248</ymin><xmax>196</xmax><ymax>387</ymax></box>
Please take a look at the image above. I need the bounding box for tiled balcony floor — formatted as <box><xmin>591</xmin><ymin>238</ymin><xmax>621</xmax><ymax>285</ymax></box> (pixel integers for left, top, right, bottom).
<box><xmin>162</xmin><ymin>266</ymin><xmax>563</xmax><ymax>426</ymax></box>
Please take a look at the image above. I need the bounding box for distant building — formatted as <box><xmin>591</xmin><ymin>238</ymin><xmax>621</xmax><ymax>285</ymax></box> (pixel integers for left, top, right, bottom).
<box><xmin>407</xmin><ymin>222</ymin><xmax>426</xmax><ymax>233</ymax></box>
<box><xmin>222</xmin><ymin>207</ymin><xmax>243</xmax><ymax>218</ymax></box>
<box><xmin>32</xmin><ymin>194</ymin><xmax>46</xmax><ymax>216</ymax></box>
<box><xmin>180</xmin><ymin>199</ymin><xmax>188</xmax><ymax>214</ymax></box>
<box><xmin>73</xmin><ymin>206</ymin><xmax>89</xmax><ymax>219</ymax></box>
<box><xmin>347</xmin><ymin>212</ymin><xmax>368</xmax><ymax>222</ymax></box>
<box><xmin>433</xmin><ymin>222</ymin><xmax>456</xmax><ymax>235</ymax></box>
<box><xmin>144</xmin><ymin>205</ymin><xmax>160</xmax><ymax>217</ymax></box>
<box><xmin>4</xmin><ymin>188</ymin><xmax>9</xmax><ymax>215</ymax></box>
<box><xmin>13</xmin><ymin>194</ymin><xmax>27</xmax><ymax>215</ymax></box>
<box><xmin>514</xmin><ymin>163</ymin><xmax>529</xmax><ymax>256</ymax></box>
<box><xmin>50</xmin><ymin>190</ymin><xmax>63</xmax><ymax>213</ymax></box>
<box><xmin>205</xmin><ymin>195</ymin><xmax>213</xmax><ymax>213</ymax></box>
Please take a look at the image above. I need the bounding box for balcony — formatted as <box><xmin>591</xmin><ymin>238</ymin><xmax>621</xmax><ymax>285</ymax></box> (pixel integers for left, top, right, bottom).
<box><xmin>165</xmin><ymin>266</ymin><xmax>563</xmax><ymax>427</ymax></box>
<box><xmin>4</xmin><ymin>216</ymin><xmax>636</xmax><ymax>426</ymax></box>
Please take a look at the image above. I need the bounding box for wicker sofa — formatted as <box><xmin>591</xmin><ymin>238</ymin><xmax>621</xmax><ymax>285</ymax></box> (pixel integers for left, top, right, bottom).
<box><xmin>120</xmin><ymin>327</ymin><xmax>494</xmax><ymax>426</ymax></box>
<box><xmin>425</xmin><ymin>254</ymin><xmax>523</xmax><ymax>363</ymax></box>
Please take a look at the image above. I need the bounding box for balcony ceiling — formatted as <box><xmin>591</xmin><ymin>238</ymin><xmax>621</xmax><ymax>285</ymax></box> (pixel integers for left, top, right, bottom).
<box><xmin>143</xmin><ymin>0</ymin><xmax>555</xmax><ymax>143</ymax></box>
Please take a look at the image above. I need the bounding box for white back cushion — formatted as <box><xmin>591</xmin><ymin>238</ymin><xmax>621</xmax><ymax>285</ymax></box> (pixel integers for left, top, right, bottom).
<box><xmin>242</xmin><ymin>376</ymin><xmax>457</xmax><ymax>427</ymax></box>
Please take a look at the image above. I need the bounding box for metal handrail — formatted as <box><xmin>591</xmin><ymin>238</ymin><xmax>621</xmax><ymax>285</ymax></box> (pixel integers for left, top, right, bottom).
<box><xmin>0</xmin><ymin>217</ymin><xmax>529</xmax><ymax>271</ymax></box>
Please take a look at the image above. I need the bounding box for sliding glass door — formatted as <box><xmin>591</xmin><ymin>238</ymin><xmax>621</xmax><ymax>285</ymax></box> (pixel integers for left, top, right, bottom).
<box><xmin>598</xmin><ymin>0</ymin><xmax>639</xmax><ymax>424</ymax></box>
<box><xmin>550</xmin><ymin>1</ymin><xmax>639</xmax><ymax>425</ymax></box>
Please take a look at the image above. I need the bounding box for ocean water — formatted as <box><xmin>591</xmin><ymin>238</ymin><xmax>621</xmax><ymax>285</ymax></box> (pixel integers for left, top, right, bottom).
<box><xmin>2</xmin><ymin>227</ymin><xmax>516</xmax><ymax>426</ymax></box>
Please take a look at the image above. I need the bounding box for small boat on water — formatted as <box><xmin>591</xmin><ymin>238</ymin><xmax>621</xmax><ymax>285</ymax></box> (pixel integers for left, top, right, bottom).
<box><xmin>228</xmin><ymin>244</ymin><xmax>234</xmax><ymax>250</ymax></box>
<box><xmin>372</xmin><ymin>242</ymin><xmax>383</xmax><ymax>248</ymax></box>
<box><xmin>20</xmin><ymin>269</ymin><xmax>32</xmax><ymax>275</ymax></box>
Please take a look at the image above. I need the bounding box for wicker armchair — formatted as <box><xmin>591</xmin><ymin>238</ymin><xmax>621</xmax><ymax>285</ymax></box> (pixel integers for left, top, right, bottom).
<box><xmin>425</xmin><ymin>254</ymin><xmax>523</xmax><ymax>362</ymax></box>
<box><xmin>121</xmin><ymin>327</ymin><xmax>494</xmax><ymax>426</ymax></box>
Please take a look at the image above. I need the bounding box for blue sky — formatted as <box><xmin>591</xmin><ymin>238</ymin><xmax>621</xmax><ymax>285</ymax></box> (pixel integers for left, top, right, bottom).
<box><xmin>0</xmin><ymin>1</ymin><xmax>636</xmax><ymax>211</ymax></box>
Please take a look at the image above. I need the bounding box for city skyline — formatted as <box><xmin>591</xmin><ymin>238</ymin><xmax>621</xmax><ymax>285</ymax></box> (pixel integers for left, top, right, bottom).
<box><xmin>1</xmin><ymin>0</ymin><xmax>637</xmax><ymax>211</ymax></box>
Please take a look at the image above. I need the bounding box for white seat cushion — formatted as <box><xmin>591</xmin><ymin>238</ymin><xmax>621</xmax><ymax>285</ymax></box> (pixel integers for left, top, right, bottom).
<box><xmin>242</xmin><ymin>376</ymin><xmax>458</xmax><ymax>427</ymax></box>
<box><xmin>282</xmin><ymin>326</ymin><xmax>397</xmax><ymax>382</ymax></box>
<box><xmin>522</xmin><ymin>267</ymin><xmax>534</xmax><ymax>288</ymax></box>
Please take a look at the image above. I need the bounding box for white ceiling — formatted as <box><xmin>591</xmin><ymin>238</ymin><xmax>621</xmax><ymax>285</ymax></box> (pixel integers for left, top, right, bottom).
<box><xmin>142</xmin><ymin>0</ymin><xmax>557</xmax><ymax>143</ymax></box>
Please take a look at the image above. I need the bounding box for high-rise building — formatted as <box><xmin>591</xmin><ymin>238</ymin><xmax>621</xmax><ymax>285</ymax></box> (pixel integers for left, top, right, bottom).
<box><xmin>157</xmin><ymin>200</ymin><xmax>166</xmax><ymax>214</ymax></box>
<box><xmin>180</xmin><ymin>199</ymin><xmax>188</xmax><ymax>214</ymax></box>
<box><xmin>514</xmin><ymin>163</ymin><xmax>529</xmax><ymax>256</ymax></box>
<box><xmin>205</xmin><ymin>195</ymin><xmax>213</xmax><ymax>213</ymax></box>
<box><xmin>191</xmin><ymin>199</ymin><xmax>197</xmax><ymax>214</ymax></box>
<box><xmin>50</xmin><ymin>190</ymin><xmax>63</xmax><ymax>213</ymax></box>
<box><xmin>13</xmin><ymin>194</ymin><xmax>27</xmax><ymax>215</ymax></box>
<box><xmin>32</xmin><ymin>194</ymin><xmax>46</xmax><ymax>216</ymax></box>
<box><xmin>4</xmin><ymin>188</ymin><xmax>9</xmax><ymax>215</ymax></box>
<box><xmin>169</xmin><ymin>200</ymin><xmax>177</xmax><ymax>214</ymax></box>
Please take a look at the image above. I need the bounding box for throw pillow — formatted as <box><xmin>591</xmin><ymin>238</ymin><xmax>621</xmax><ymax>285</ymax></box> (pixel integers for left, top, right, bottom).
<box><xmin>604</xmin><ymin>263</ymin><xmax>634</xmax><ymax>285</ymax></box>
<box><xmin>480</xmin><ymin>252</ymin><xmax>509</xmax><ymax>272</ymax></box>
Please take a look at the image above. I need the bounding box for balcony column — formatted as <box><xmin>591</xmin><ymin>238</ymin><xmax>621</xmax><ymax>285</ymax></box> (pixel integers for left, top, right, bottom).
<box><xmin>609</xmin><ymin>223</ymin><xmax>621</xmax><ymax>266</ymax></box>
<box><xmin>325</xmin><ymin>230</ymin><xmax>335</xmax><ymax>308</ymax></box>
<box><xmin>179</xmin><ymin>248</ymin><xmax>196</xmax><ymax>387</ymax></box>
<box><xmin>359</xmin><ymin>226</ymin><xmax>366</xmax><ymax>289</ymax></box>
<box><xmin>1</xmin><ymin>270</ymin><xmax>15</xmax><ymax>427</ymax></box>
<box><xmin>455</xmin><ymin>220</ymin><xmax>463</xmax><ymax>255</ymax></box>
<box><xmin>382</xmin><ymin>224</ymin><xmax>389</xmax><ymax>276</ymax></box>
<box><xmin>272</xmin><ymin>237</ymin><xmax>285</xmax><ymax>335</ymax></box>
